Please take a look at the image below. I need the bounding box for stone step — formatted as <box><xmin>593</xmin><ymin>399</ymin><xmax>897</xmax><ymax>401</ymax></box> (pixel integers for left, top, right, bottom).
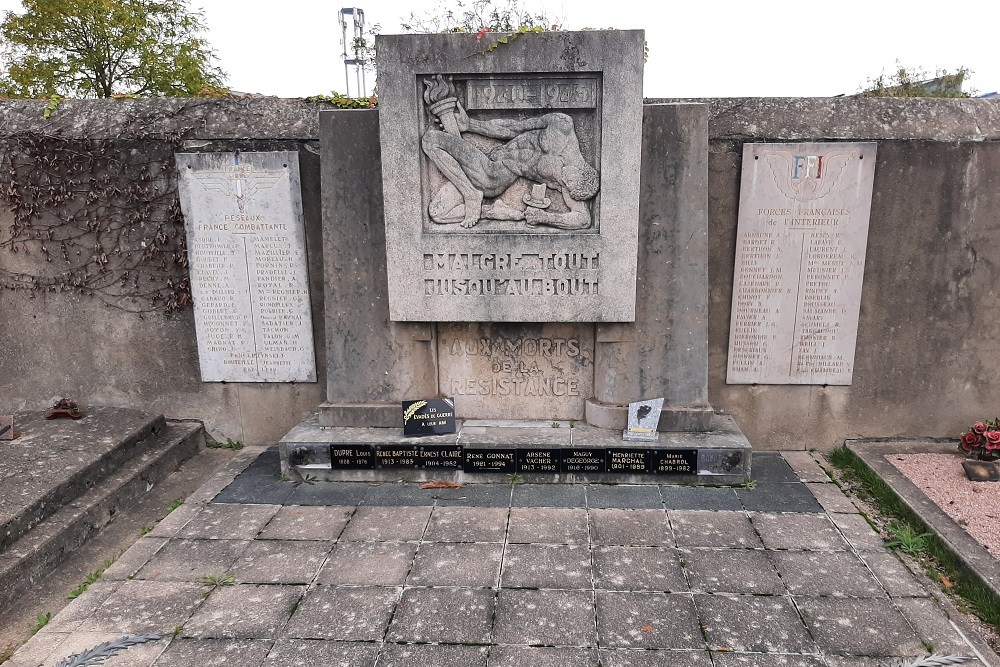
<box><xmin>0</xmin><ymin>419</ymin><xmax>203</xmax><ymax>614</ymax></box>
<box><xmin>280</xmin><ymin>413</ymin><xmax>752</xmax><ymax>485</ymax></box>
<box><xmin>0</xmin><ymin>408</ymin><xmax>166</xmax><ymax>554</ymax></box>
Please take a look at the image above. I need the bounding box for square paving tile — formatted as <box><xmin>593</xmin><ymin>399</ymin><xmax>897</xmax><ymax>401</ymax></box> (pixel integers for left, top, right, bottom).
<box><xmin>213</xmin><ymin>476</ymin><xmax>294</xmax><ymax>505</ymax></box>
<box><xmin>501</xmin><ymin>544</ymin><xmax>592</xmax><ymax>589</ymax></box>
<box><xmin>377</xmin><ymin>643</ymin><xmax>489</xmax><ymax>667</ymax></box>
<box><xmin>339</xmin><ymin>506</ymin><xmax>431</xmax><ymax>542</ymax></box>
<box><xmin>431</xmin><ymin>484</ymin><xmax>511</xmax><ymax>507</ymax></box>
<box><xmin>586</xmin><ymin>485</ymin><xmax>662</xmax><ymax>509</ymax></box>
<box><xmin>286</xmin><ymin>482</ymin><xmax>369</xmax><ymax>507</ymax></box>
<box><xmin>508</xmin><ymin>508</ymin><xmax>590</xmax><ymax>544</ymax></box>
<box><xmin>830</xmin><ymin>512</ymin><xmax>885</xmax><ymax>550</ymax></box>
<box><xmin>589</xmin><ymin>509</ymin><xmax>672</xmax><ymax>546</ymax></box>
<box><xmin>682</xmin><ymin>548</ymin><xmax>785</xmax><ymax>594</ymax></box>
<box><xmin>600</xmin><ymin>649</ymin><xmax>714</xmax><ymax>666</ymax></box>
<box><xmin>488</xmin><ymin>646</ymin><xmax>598</xmax><ymax>666</ymax></box>
<box><xmin>711</xmin><ymin>653</ymin><xmax>827</xmax><ymax>666</ymax></box>
<box><xmin>805</xmin><ymin>482</ymin><xmax>859</xmax><ymax>513</ymax></box>
<box><xmin>148</xmin><ymin>503</ymin><xmax>199</xmax><ymax>538</ymax></box>
<box><xmin>796</xmin><ymin>597</ymin><xmax>924</xmax><ymax>656</ymax></box>
<box><xmin>751</xmin><ymin>513</ymin><xmax>849</xmax><ymax>551</ymax></box>
<box><xmin>857</xmin><ymin>549</ymin><xmax>928</xmax><ymax>597</ymax></box>
<box><xmin>361</xmin><ymin>483</ymin><xmax>436</xmax><ymax>506</ymax></box>
<box><xmin>751</xmin><ymin>454</ymin><xmax>800</xmax><ymax>483</ymax></box>
<box><xmin>78</xmin><ymin>580</ymin><xmax>205</xmax><ymax>634</ymax></box>
<box><xmin>23</xmin><ymin>631</ymin><xmax>167</xmax><ymax>667</ymax></box>
<box><xmin>737</xmin><ymin>483</ymin><xmax>823</xmax><ymax>513</ymax></box>
<box><xmin>592</xmin><ymin>546</ymin><xmax>686</xmax><ymax>592</ymax></box>
<box><xmin>407</xmin><ymin>542</ymin><xmax>502</xmax><ymax>587</ymax></box>
<box><xmin>178</xmin><ymin>504</ymin><xmax>279</xmax><ymax>540</ymax></box>
<box><xmin>423</xmin><ymin>506</ymin><xmax>508</xmax><ymax>542</ymax></box>
<box><xmin>231</xmin><ymin>540</ymin><xmax>330</xmax><ymax>584</ymax></box>
<box><xmin>659</xmin><ymin>486</ymin><xmax>743</xmax><ymax>511</ymax></box>
<box><xmin>151</xmin><ymin>638</ymin><xmax>272</xmax><ymax>666</ymax></box>
<box><xmin>511</xmin><ymin>483</ymin><xmax>587</xmax><ymax>508</ymax></box>
<box><xmin>135</xmin><ymin>538</ymin><xmax>250</xmax><ymax>582</ymax></box>
<box><xmin>42</xmin><ymin>580</ymin><xmax>124</xmax><ymax>633</ymax></box>
<box><xmin>261</xmin><ymin>639</ymin><xmax>380</xmax><ymax>667</ymax></box>
<box><xmin>770</xmin><ymin>550</ymin><xmax>885</xmax><ymax>597</ymax></box>
<box><xmin>781</xmin><ymin>451</ymin><xmax>832</xmax><ymax>482</ymax></box>
<box><xmin>284</xmin><ymin>585</ymin><xmax>398</xmax><ymax>641</ymax></box>
<box><xmin>316</xmin><ymin>541</ymin><xmax>416</xmax><ymax>586</ymax></box>
<box><xmin>896</xmin><ymin>597</ymin><xmax>979</xmax><ymax>654</ymax></box>
<box><xmin>386</xmin><ymin>587</ymin><xmax>494</xmax><ymax>644</ymax></box>
<box><xmin>185</xmin><ymin>584</ymin><xmax>304</xmax><ymax>639</ymax></box>
<box><xmin>102</xmin><ymin>537</ymin><xmax>168</xmax><ymax>580</ymax></box>
<box><xmin>493</xmin><ymin>589</ymin><xmax>596</xmax><ymax>647</ymax></box>
<box><xmin>670</xmin><ymin>510</ymin><xmax>761</xmax><ymax>548</ymax></box>
<box><xmin>595</xmin><ymin>591</ymin><xmax>703</xmax><ymax>649</ymax></box>
<box><xmin>696</xmin><ymin>594</ymin><xmax>816</xmax><ymax>654</ymax></box>
<box><xmin>258</xmin><ymin>506</ymin><xmax>353</xmax><ymax>541</ymax></box>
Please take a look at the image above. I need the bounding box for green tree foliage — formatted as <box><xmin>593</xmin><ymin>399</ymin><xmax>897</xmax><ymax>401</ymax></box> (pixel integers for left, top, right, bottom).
<box><xmin>861</xmin><ymin>64</ymin><xmax>973</xmax><ymax>98</ymax></box>
<box><xmin>0</xmin><ymin>0</ymin><xmax>227</xmax><ymax>99</ymax></box>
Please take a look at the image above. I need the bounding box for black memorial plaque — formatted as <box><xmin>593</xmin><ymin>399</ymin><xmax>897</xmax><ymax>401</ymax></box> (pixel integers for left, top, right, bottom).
<box><xmin>375</xmin><ymin>445</ymin><xmax>420</xmax><ymax>469</ymax></box>
<box><xmin>562</xmin><ymin>448</ymin><xmax>607</xmax><ymax>474</ymax></box>
<box><xmin>607</xmin><ymin>448</ymin><xmax>651</xmax><ymax>474</ymax></box>
<box><xmin>516</xmin><ymin>448</ymin><xmax>561</xmax><ymax>473</ymax></box>
<box><xmin>464</xmin><ymin>449</ymin><xmax>516</xmax><ymax>473</ymax></box>
<box><xmin>287</xmin><ymin>443</ymin><xmax>332</xmax><ymax>468</ymax></box>
<box><xmin>652</xmin><ymin>449</ymin><xmax>698</xmax><ymax>475</ymax></box>
<box><xmin>402</xmin><ymin>397</ymin><xmax>457</xmax><ymax>436</ymax></box>
<box><xmin>418</xmin><ymin>445</ymin><xmax>464</xmax><ymax>469</ymax></box>
<box><xmin>329</xmin><ymin>445</ymin><xmax>375</xmax><ymax>469</ymax></box>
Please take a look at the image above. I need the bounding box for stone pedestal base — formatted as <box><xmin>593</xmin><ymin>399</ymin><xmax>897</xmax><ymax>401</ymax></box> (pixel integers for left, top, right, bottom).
<box><xmin>280</xmin><ymin>414</ymin><xmax>751</xmax><ymax>486</ymax></box>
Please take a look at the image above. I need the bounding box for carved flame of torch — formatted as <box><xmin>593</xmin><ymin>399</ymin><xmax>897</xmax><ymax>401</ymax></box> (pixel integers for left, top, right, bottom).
<box><xmin>423</xmin><ymin>74</ymin><xmax>461</xmax><ymax>135</ymax></box>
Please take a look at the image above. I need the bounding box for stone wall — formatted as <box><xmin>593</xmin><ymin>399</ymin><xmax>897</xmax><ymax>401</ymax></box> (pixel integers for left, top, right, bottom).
<box><xmin>2</xmin><ymin>97</ymin><xmax>997</xmax><ymax>449</ymax></box>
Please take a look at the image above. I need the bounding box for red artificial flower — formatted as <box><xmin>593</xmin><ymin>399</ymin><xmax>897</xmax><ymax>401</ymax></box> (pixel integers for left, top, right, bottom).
<box><xmin>960</xmin><ymin>431</ymin><xmax>980</xmax><ymax>452</ymax></box>
<box><xmin>973</xmin><ymin>422</ymin><xmax>988</xmax><ymax>434</ymax></box>
<box><xmin>986</xmin><ymin>430</ymin><xmax>1000</xmax><ymax>450</ymax></box>
<box><xmin>476</xmin><ymin>28</ymin><xmax>492</xmax><ymax>42</ymax></box>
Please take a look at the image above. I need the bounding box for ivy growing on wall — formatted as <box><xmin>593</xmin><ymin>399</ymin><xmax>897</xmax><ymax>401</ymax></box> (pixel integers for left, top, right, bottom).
<box><xmin>1</xmin><ymin>131</ymin><xmax>192</xmax><ymax>314</ymax></box>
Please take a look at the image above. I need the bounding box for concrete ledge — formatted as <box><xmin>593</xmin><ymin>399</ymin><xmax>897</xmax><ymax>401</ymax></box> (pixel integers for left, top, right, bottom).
<box><xmin>846</xmin><ymin>438</ymin><xmax>1000</xmax><ymax>603</ymax></box>
<box><xmin>584</xmin><ymin>398</ymin><xmax>715</xmax><ymax>432</ymax></box>
<box><xmin>318</xmin><ymin>401</ymin><xmax>399</xmax><ymax>428</ymax></box>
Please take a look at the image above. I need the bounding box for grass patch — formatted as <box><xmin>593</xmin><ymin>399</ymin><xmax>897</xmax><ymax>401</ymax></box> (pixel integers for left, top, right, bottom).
<box><xmin>829</xmin><ymin>445</ymin><xmax>1000</xmax><ymax>631</ymax></box>
<box><xmin>67</xmin><ymin>551</ymin><xmax>122</xmax><ymax>600</ymax></box>
<box><xmin>165</xmin><ymin>498</ymin><xmax>184</xmax><ymax>513</ymax></box>
<box><xmin>29</xmin><ymin>612</ymin><xmax>51</xmax><ymax>636</ymax></box>
<box><xmin>200</xmin><ymin>572</ymin><xmax>236</xmax><ymax>597</ymax></box>
<box><xmin>207</xmin><ymin>437</ymin><xmax>244</xmax><ymax>450</ymax></box>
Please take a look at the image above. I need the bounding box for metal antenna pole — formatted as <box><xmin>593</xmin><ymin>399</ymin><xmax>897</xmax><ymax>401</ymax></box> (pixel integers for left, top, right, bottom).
<box><xmin>339</xmin><ymin>7</ymin><xmax>367</xmax><ymax>97</ymax></box>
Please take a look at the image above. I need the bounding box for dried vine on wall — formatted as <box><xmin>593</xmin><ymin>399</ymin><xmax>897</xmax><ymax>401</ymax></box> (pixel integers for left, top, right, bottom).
<box><xmin>1</xmin><ymin>131</ymin><xmax>192</xmax><ymax>314</ymax></box>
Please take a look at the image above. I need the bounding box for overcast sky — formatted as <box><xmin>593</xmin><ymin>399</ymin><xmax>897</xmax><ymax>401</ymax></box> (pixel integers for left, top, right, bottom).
<box><xmin>1</xmin><ymin>0</ymin><xmax>998</xmax><ymax>98</ymax></box>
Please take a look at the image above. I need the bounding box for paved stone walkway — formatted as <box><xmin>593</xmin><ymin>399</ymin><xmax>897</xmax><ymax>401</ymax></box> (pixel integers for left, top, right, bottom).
<box><xmin>8</xmin><ymin>449</ymin><xmax>995</xmax><ymax>667</ymax></box>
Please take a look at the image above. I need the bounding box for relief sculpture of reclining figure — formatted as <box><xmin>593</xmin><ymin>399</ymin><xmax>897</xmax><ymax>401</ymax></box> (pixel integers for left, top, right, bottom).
<box><xmin>421</xmin><ymin>98</ymin><xmax>600</xmax><ymax>230</ymax></box>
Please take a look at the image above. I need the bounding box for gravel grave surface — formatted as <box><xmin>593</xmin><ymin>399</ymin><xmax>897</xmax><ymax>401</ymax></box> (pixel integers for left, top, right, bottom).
<box><xmin>887</xmin><ymin>452</ymin><xmax>1000</xmax><ymax>557</ymax></box>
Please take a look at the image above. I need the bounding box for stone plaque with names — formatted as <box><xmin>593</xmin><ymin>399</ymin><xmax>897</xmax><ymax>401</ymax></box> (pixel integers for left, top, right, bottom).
<box><xmin>607</xmin><ymin>448</ymin><xmax>651</xmax><ymax>473</ymax></box>
<box><xmin>652</xmin><ymin>449</ymin><xmax>698</xmax><ymax>475</ymax></box>
<box><xmin>464</xmin><ymin>449</ymin><xmax>516</xmax><ymax>473</ymax></box>
<box><xmin>419</xmin><ymin>445</ymin><xmax>464</xmax><ymax>469</ymax></box>
<box><xmin>727</xmin><ymin>142</ymin><xmax>876</xmax><ymax>385</ymax></box>
<box><xmin>562</xmin><ymin>448</ymin><xmax>607</xmax><ymax>474</ymax></box>
<box><xmin>329</xmin><ymin>445</ymin><xmax>375</xmax><ymax>470</ymax></box>
<box><xmin>375</xmin><ymin>445</ymin><xmax>420</xmax><ymax>469</ymax></box>
<box><xmin>516</xmin><ymin>448</ymin><xmax>561</xmax><ymax>473</ymax></box>
<box><xmin>376</xmin><ymin>31</ymin><xmax>644</xmax><ymax>322</ymax></box>
<box><xmin>176</xmin><ymin>151</ymin><xmax>316</xmax><ymax>383</ymax></box>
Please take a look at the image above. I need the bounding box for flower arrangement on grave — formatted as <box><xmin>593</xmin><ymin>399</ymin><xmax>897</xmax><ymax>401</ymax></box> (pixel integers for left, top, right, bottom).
<box><xmin>958</xmin><ymin>418</ymin><xmax>1000</xmax><ymax>461</ymax></box>
<box><xmin>46</xmin><ymin>398</ymin><xmax>84</xmax><ymax>420</ymax></box>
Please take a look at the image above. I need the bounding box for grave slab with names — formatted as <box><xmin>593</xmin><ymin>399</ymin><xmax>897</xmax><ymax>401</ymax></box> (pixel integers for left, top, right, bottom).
<box><xmin>727</xmin><ymin>142</ymin><xmax>877</xmax><ymax>385</ymax></box>
<box><xmin>176</xmin><ymin>151</ymin><xmax>316</xmax><ymax>383</ymax></box>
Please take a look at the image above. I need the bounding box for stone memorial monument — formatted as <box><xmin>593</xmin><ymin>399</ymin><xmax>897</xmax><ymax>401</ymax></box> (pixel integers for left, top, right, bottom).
<box><xmin>177</xmin><ymin>151</ymin><xmax>316</xmax><ymax>383</ymax></box>
<box><xmin>280</xmin><ymin>30</ymin><xmax>751</xmax><ymax>483</ymax></box>
<box><xmin>727</xmin><ymin>142</ymin><xmax>877</xmax><ymax>385</ymax></box>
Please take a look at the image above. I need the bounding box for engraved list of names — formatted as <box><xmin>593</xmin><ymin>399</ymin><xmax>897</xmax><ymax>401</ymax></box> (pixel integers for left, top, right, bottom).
<box><xmin>176</xmin><ymin>151</ymin><xmax>316</xmax><ymax>383</ymax></box>
<box><xmin>727</xmin><ymin>142</ymin><xmax>876</xmax><ymax>385</ymax></box>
